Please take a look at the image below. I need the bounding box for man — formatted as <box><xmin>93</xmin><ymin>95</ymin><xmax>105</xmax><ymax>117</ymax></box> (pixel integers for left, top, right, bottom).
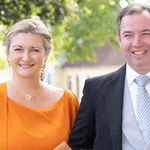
<box><xmin>69</xmin><ymin>3</ymin><xmax>150</xmax><ymax>150</ymax></box>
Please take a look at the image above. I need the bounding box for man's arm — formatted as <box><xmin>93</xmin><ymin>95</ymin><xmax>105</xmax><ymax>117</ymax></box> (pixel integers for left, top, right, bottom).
<box><xmin>68</xmin><ymin>79</ymin><xmax>96</xmax><ymax>150</ymax></box>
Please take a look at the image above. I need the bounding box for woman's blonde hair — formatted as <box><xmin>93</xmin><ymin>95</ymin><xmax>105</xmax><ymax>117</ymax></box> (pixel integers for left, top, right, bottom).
<box><xmin>5</xmin><ymin>18</ymin><xmax>52</xmax><ymax>56</ymax></box>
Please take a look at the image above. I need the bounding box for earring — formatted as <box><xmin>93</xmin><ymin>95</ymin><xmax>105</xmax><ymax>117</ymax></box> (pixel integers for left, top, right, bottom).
<box><xmin>40</xmin><ymin>63</ymin><xmax>46</xmax><ymax>80</ymax></box>
<box><xmin>40</xmin><ymin>68</ymin><xmax>45</xmax><ymax>80</ymax></box>
<box><xmin>6</xmin><ymin>58</ymin><xmax>11</xmax><ymax>76</ymax></box>
<box><xmin>7</xmin><ymin>58</ymin><xmax>10</xmax><ymax>67</ymax></box>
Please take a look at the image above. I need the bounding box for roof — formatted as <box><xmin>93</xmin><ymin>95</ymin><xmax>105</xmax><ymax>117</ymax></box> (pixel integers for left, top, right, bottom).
<box><xmin>61</xmin><ymin>43</ymin><xmax>125</xmax><ymax>68</ymax></box>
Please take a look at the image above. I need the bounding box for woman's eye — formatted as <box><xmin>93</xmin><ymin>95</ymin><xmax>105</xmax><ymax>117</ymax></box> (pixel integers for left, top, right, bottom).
<box><xmin>14</xmin><ymin>48</ymin><xmax>22</xmax><ymax>51</ymax></box>
<box><xmin>32</xmin><ymin>49</ymin><xmax>39</xmax><ymax>52</ymax></box>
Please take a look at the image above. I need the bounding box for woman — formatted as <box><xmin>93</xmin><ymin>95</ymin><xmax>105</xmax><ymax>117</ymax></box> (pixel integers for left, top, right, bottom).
<box><xmin>0</xmin><ymin>18</ymin><xmax>79</xmax><ymax>150</ymax></box>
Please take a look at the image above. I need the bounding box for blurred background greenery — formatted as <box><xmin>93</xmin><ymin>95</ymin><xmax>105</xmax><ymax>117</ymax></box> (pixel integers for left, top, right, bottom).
<box><xmin>0</xmin><ymin>0</ymin><xmax>149</xmax><ymax>69</ymax></box>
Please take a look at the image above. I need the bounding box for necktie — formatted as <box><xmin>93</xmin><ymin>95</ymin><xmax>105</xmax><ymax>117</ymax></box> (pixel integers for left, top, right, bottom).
<box><xmin>135</xmin><ymin>75</ymin><xmax>150</xmax><ymax>143</ymax></box>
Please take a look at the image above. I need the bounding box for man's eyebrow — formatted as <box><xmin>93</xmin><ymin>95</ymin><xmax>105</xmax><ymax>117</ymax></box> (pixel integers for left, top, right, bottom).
<box><xmin>122</xmin><ymin>31</ymin><xmax>132</xmax><ymax>34</ymax></box>
<box><xmin>142</xmin><ymin>29</ymin><xmax>150</xmax><ymax>32</ymax></box>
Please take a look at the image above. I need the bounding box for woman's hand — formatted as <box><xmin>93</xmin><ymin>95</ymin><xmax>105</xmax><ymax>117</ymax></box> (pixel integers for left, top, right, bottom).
<box><xmin>54</xmin><ymin>141</ymin><xmax>72</xmax><ymax>150</ymax></box>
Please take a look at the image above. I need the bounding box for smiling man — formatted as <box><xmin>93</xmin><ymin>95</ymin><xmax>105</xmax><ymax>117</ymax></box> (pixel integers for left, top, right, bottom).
<box><xmin>118</xmin><ymin>7</ymin><xmax>150</xmax><ymax>75</ymax></box>
<box><xmin>69</xmin><ymin>3</ymin><xmax>150</xmax><ymax>150</ymax></box>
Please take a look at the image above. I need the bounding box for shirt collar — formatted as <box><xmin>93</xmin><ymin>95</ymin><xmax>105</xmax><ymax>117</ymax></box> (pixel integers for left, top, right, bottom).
<box><xmin>126</xmin><ymin>64</ymin><xmax>150</xmax><ymax>86</ymax></box>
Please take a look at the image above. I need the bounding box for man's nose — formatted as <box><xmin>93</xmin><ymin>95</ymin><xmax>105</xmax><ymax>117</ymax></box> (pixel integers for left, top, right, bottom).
<box><xmin>132</xmin><ymin>36</ymin><xmax>144</xmax><ymax>48</ymax></box>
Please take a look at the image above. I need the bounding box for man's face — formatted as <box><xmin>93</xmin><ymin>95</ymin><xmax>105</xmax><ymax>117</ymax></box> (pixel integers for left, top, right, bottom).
<box><xmin>118</xmin><ymin>11</ymin><xmax>150</xmax><ymax>74</ymax></box>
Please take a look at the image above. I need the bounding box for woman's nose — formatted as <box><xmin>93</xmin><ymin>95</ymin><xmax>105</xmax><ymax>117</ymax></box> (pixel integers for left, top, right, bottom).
<box><xmin>22</xmin><ymin>51</ymin><xmax>30</xmax><ymax>61</ymax></box>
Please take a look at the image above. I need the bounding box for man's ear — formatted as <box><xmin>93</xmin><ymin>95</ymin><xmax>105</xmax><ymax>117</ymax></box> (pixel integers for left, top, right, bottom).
<box><xmin>117</xmin><ymin>33</ymin><xmax>122</xmax><ymax>47</ymax></box>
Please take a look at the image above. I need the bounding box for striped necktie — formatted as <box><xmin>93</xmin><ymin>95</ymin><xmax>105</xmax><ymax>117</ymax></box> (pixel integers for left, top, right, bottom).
<box><xmin>135</xmin><ymin>75</ymin><xmax>150</xmax><ymax>143</ymax></box>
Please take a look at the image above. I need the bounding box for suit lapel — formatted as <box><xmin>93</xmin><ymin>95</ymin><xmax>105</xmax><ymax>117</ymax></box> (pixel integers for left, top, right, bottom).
<box><xmin>105</xmin><ymin>65</ymin><xmax>126</xmax><ymax>150</ymax></box>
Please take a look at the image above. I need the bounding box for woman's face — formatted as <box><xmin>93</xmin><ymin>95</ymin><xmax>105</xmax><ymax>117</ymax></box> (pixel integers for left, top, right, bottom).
<box><xmin>7</xmin><ymin>32</ymin><xmax>48</xmax><ymax>79</ymax></box>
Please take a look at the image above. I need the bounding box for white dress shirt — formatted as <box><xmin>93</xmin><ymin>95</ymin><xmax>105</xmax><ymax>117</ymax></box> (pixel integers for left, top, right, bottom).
<box><xmin>125</xmin><ymin>64</ymin><xmax>150</xmax><ymax>118</ymax></box>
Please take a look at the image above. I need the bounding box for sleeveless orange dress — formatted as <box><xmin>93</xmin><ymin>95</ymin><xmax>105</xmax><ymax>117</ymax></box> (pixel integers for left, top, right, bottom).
<box><xmin>0</xmin><ymin>82</ymin><xmax>79</xmax><ymax>150</ymax></box>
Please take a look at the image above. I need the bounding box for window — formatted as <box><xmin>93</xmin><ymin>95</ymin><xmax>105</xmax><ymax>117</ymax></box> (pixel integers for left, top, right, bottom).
<box><xmin>67</xmin><ymin>76</ymin><xmax>72</xmax><ymax>90</ymax></box>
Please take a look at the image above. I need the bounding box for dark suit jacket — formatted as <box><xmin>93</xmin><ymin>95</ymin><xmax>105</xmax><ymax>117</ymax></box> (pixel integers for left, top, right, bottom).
<box><xmin>69</xmin><ymin>65</ymin><xmax>126</xmax><ymax>150</ymax></box>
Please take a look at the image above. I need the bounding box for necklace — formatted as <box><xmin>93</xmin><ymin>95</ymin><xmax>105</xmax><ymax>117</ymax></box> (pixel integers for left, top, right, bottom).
<box><xmin>24</xmin><ymin>82</ymin><xmax>43</xmax><ymax>101</ymax></box>
<box><xmin>11</xmin><ymin>79</ymin><xmax>43</xmax><ymax>101</ymax></box>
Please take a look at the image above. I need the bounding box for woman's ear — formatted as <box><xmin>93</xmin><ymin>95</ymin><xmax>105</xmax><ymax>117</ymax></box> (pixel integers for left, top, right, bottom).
<box><xmin>7</xmin><ymin>57</ymin><xmax>10</xmax><ymax>67</ymax></box>
<box><xmin>44</xmin><ymin>55</ymin><xmax>48</xmax><ymax>63</ymax></box>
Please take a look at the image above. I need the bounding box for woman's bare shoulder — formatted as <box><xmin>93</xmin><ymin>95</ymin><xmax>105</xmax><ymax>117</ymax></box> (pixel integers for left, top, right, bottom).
<box><xmin>42</xmin><ymin>82</ymin><xmax>64</xmax><ymax>98</ymax></box>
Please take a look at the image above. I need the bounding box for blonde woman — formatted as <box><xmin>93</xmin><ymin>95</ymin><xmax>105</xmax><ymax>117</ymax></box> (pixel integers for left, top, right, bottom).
<box><xmin>0</xmin><ymin>18</ymin><xmax>79</xmax><ymax>150</ymax></box>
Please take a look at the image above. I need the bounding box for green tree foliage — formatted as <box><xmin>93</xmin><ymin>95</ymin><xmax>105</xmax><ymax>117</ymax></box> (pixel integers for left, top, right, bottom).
<box><xmin>0</xmin><ymin>0</ymin><xmax>73</xmax><ymax>26</ymax></box>
<box><xmin>0</xmin><ymin>57</ymin><xmax>7</xmax><ymax>70</ymax></box>
<box><xmin>0</xmin><ymin>0</ymin><xmax>77</xmax><ymax>69</ymax></box>
<box><xmin>0</xmin><ymin>0</ymin><xmax>134</xmax><ymax>69</ymax></box>
<box><xmin>52</xmin><ymin>0</ymin><xmax>122</xmax><ymax>62</ymax></box>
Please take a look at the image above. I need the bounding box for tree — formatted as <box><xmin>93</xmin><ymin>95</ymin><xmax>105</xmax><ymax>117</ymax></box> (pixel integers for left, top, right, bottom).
<box><xmin>52</xmin><ymin>0</ymin><xmax>122</xmax><ymax>62</ymax></box>
<box><xmin>0</xmin><ymin>0</ymin><xmax>135</xmax><ymax>69</ymax></box>
<box><xmin>0</xmin><ymin>0</ymin><xmax>74</xmax><ymax>26</ymax></box>
<box><xmin>0</xmin><ymin>0</ymin><xmax>78</xmax><ymax>69</ymax></box>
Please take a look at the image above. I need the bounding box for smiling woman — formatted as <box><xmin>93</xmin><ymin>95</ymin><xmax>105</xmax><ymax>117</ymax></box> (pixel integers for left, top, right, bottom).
<box><xmin>0</xmin><ymin>18</ymin><xmax>79</xmax><ymax>150</ymax></box>
<box><xmin>8</xmin><ymin>33</ymin><xmax>47</xmax><ymax>79</ymax></box>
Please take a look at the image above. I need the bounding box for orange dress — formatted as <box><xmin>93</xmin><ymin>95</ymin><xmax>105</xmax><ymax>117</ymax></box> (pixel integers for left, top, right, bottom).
<box><xmin>0</xmin><ymin>82</ymin><xmax>79</xmax><ymax>150</ymax></box>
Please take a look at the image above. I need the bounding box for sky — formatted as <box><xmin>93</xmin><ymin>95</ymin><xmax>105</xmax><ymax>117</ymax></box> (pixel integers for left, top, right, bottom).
<box><xmin>120</xmin><ymin>0</ymin><xmax>150</xmax><ymax>7</ymax></box>
<box><xmin>133</xmin><ymin>0</ymin><xmax>149</xmax><ymax>3</ymax></box>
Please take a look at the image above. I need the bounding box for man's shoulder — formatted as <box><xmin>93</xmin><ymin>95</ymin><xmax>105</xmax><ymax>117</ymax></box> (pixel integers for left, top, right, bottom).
<box><xmin>87</xmin><ymin>65</ymin><xmax>126</xmax><ymax>84</ymax></box>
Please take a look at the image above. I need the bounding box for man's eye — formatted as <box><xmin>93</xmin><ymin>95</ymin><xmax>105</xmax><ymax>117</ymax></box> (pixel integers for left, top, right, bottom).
<box><xmin>143</xmin><ymin>32</ymin><xmax>150</xmax><ymax>36</ymax></box>
<box><xmin>124</xmin><ymin>34</ymin><xmax>132</xmax><ymax>37</ymax></box>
